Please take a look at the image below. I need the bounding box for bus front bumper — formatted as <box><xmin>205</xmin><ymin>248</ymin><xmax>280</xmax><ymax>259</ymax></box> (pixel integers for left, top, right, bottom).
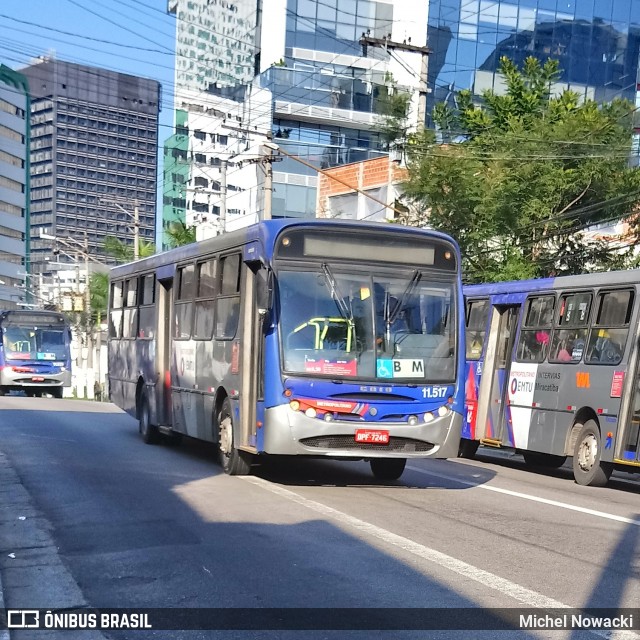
<box><xmin>262</xmin><ymin>405</ymin><xmax>462</xmax><ymax>459</ymax></box>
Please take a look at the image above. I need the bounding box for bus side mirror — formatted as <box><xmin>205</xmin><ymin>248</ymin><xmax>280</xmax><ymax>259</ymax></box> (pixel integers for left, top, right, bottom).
<box><xmin>256</xmin><ymin>268</ymin><xmax>273</xmax><ymax>317</ymax></box>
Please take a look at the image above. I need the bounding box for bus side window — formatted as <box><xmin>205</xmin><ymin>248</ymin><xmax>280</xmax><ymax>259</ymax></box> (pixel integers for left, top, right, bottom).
<box><xmin>465</xmin><ymin>299</ymin><xmax>489</xmax><ymax>360</ymax></box>
<box><xmin>174</xmin><ymin>264</ymin><xmax>195</xmax><ymax>339</ymax></box>
<box><xmin>548</xmin><ymin>291</ymin><xmax>591</xmax><ymax>364</ymax></box>
<box><xmin>138</xmin><ymin>274</ymin><xmax>156</xmax><ymax>339</ymax></box>
<box><xmin>215</xmin><ymin>254</ymin><xmax>241</xmax><ymax>339</ymax></box>
<box><xmin>109</xmin><ymin>280</ymin><xmax>124</xmax><ymax>339</ymax></box>
<box><xmin>585</xmin><ymin>289</ymin><xmax>633</xmax><ymax>365</ymax></box>
<box><xmin>515</xmin><ymin>295</ymin><xmax>554</xmax><ymax>362</ymax></box>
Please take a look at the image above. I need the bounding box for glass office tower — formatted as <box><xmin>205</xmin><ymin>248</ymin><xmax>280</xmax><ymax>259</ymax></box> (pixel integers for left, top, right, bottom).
<box><xmin>428</xmin><ymin>0</ymin><xmax>640</xmax><ymax>109</ymax></box>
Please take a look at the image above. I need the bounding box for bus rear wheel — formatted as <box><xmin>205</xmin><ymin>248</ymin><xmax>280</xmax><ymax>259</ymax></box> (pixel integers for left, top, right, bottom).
<box><xmin>523</xmin><ymin>452</ymin><xmax>567</xmax><ymax>468</ymax></box>
<box><xmin>572</xmin><ymin>420</ymin><xmax>612</xmax><ymax>487</ymax></box>
<box><xmin>139</xmin><ymin>393</ymin><xmax>160</xmax><ymax>444</ymax></box>
<box><xmin>218</xmin><ymin>398</ymin><xmax>251</xmax><ymax>476</ymax></box>
<box><xmin>370</xmin><ymin>458</ymin><xmax>406</xmax><ymax>481</ymax></box>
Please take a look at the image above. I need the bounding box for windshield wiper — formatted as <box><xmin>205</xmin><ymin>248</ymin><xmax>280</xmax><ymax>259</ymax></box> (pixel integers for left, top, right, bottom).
<box><xmin>388</xmin><ymin>270</ymin><xmax>421</xmax><ymax>328</ymax></box>
<box><xmin>321</xmin><ymin>263</ymin><xmax>352</xmax><ymax>322</ymax></box>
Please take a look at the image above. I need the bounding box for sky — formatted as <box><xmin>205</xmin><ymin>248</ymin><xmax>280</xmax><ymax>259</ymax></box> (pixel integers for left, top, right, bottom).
<box><xmin>0</xmin><ymin>0</ymin><xmax>178</xmax><ymax>240</ymax></box>
<box><xmin>0</xmin><ymin>0</ymin><xmax>176</xmax><ymax>130</ymax></box>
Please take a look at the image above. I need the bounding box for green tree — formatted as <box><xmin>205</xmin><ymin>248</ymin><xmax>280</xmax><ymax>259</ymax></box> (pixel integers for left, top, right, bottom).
<box><xmin>376</xmin><ymin>73</ymin><xmax>412</xmax><ymax>149</ymax></box>
<box><xmin>103</xmin><ymin>236</ymin><xmax>156</xmax><ymax>263</ymax></box>
<box><xmin>164</xmin><ymin>220</ymin><xmax>197</xmax><ymax>248</ymax></box>
<box><xmin>403</xmin><ymin>56</ymin><xmax>640</xmax><ymax>282</ymax></box>
<box><xmin>89</xmin><ymin>271</ymin><xmax>109</xmax><ymax>326</ymax></box>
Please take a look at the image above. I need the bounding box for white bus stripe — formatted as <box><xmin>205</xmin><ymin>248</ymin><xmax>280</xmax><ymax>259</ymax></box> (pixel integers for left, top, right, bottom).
<box><xmin>407</xmin><ymin>466</ymin><xmax>640</xmax><ymax>528</ymax></box>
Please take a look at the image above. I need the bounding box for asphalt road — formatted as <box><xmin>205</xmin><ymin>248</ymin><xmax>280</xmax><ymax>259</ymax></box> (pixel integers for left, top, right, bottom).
<box><xmin>1</xmin><ymin>395</ymin><xmax>640</xmax><ymax>639</ymax></box>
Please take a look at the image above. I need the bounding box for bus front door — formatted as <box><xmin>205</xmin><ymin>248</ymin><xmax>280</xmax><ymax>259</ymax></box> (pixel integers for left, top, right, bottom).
<box><xmin>477</xmin><ymin>305</ymin><xmax>520</xmax><ymax>446</ymax></box>
<box><xmin>621</xmin><ymin>369</ymin><xmax>640</xmax><ymax>463</ymax></box>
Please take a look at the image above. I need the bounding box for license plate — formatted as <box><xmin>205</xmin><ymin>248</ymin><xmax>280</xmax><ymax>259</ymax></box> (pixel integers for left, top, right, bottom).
<box><xmin>31</xmin><ymin>377</ymin><xmax>44</xmax><ymax>382</ymax></box>
<box><xmin>355</xmin><ymin>429</ymin><xmax>390</xmax><ymax>444</ymax></box>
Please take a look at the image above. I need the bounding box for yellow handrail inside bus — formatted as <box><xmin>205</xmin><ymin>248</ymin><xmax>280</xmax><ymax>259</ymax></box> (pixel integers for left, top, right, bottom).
<box><xmin>291</xmin><ymin>317</ymin><xmax>354</xmax><ymax>351</ymax></box>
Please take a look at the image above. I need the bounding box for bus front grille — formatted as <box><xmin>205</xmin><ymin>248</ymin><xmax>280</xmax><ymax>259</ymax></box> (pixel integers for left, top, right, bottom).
<box><xmin>299</xmin><ymin>435</ymin><xmax>435</xmax><ymax>453</ymax></box>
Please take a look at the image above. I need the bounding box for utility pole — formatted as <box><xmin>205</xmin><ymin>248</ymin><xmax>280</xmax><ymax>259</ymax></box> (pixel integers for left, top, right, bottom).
<box><xmin>359</xmin><ymin>34</ymin><xmax>431</xmax><ymax>128</ymax></box>
<box><xmin>99</xmin><ymin>198</ymin><xmax>140</xmax><ymax>260</ymax></box>
<box><xmin>84</xmin><ymin>231</ymin><xmax>93</xmax><ymax>374</ymax></box>
<box><xmin>219</xmin><ymin>159</ymin><xmax>227</xmax><ymax>234</ymax></box>
<box><xmin>133</xmin><ymin>198</ymin><xmax>140</xmax><ymax>261</ymax></box>
<box><xmin>262</xmin><ymin>142</ymin><xmax>273</xmax><ymax>221</ymax></box>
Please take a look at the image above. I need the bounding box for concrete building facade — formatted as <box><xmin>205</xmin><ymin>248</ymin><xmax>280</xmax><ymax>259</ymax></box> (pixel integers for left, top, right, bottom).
<box><xmin>19</xmin><ymin>58</ymin><xmax>161</xmax><ymax>274</ymax></box>
<box><xmin>0</xmin><ymin>65</ymin><xmax>29</xmax><ymax>310</ymax></box>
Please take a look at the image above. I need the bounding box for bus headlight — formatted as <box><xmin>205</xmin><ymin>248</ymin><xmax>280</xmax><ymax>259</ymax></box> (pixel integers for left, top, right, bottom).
<box><xmin>305</xmin><ymin>407</ymin><xmax>317</xmax><ymax>418</ymax></box>
<box><xmin>437</xmin><ymin>406</ymin><xmax>450</xmax><ymax>417</ymax></box>
<box><xmin>408</xmin><ymin>415</ymin><xmax>419</xmax><ymax>426</ymax></box>
<box><xmin>289</xmin><ymin>400</ymin><xmax>300</xmax><ymax>411</ymax></box>
<box><xmin>423</xmin><ymin>412</ymin><xmax>435</xmax><ymax>423</ymax></box>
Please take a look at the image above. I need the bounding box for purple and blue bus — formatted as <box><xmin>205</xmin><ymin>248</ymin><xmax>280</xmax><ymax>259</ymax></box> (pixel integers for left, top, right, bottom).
<box><xmin>107</xmin><ymin>219</ymin><xmax>465</xmax><ymax>480</ymax></box>
<box><xmin>0</xmin><ymin>309</ymin><xmax>72</xmax><ymax>398</ymax></box>
<box><xmin>463</xmin><ymin>271</ymin><xmax>640</xmax><ymax>486</ymax></box>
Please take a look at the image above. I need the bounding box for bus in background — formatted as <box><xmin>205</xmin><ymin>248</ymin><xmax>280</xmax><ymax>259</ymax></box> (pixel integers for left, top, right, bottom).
<box><xmin>462</xmin><ymin>271</ymin><xmax>640</xmax><ymax>486</ymax></box>
<box><xmin>107</xmin><ymin>219</ymin><xmax>465</xmax><ymax>480</ymax></box>
<box><xmin>0</xmin><ymin>309</ymin><xmax>72</xmax><ymax>398</ymax></box>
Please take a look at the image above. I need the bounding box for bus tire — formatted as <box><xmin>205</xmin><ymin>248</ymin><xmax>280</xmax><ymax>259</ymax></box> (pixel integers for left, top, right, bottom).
<box><xmin>51</xmin><ymin>388</ymin><xmax>63</xmax><ymax>399</ymax></box>
<box><xmin>458</xmin><ymin>438</ymin><xmax>479</xmax><ymax>459</ymax></box>
<box><xmin>572</xmin><ymin>420</ymin><xmax>612</xmax><ymax>487</ymax></box>
<box><xmin>523</xmin><ymin>452</ymin><xmax>567</xmax><ymax>468</ymax></box>
<box><xmin>139</xmin><ymin>393</ymin><xmax>160</xmax><ymax>445</ymax></box>
<box><xmin>218</xmin><ymin>398</ymin><xmax>251</xmax><ymax>476</ymax></box>
<box><xmin>370</xmin><ymin>458</ymin><xmax>406</xmax><ymax>481</ymax></box>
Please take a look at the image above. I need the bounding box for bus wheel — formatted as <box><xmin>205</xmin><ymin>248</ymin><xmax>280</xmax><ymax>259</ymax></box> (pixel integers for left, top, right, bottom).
<box><xmin>51</xmin><ymin>388</ymin><xmax>63</xmax><ymax>399</ymax></box>
<box><xmin>572</xmin><ymin>420</ymin><xmax>612</xmax><ymax>487</ymax></box>
<box><xmin>523</xmin><ymin>452</ymin><xmax>567</xmax><ymax>468</ymax></box>
<box><xmin>370</xmin><ymin>458</ymin><xmax>406</xmax><ymax>481</ymax></box>
<box><xmin>218</xmin><ymin>398</ymin><xmax>251</xmax><ymax>476</ymax></box>
<box><xmin>458</xmin><ymin>438</ymin><xmax>479</xmax><ymax>459</ymax></box>
<box><xmin>139</xmin><ymin>393</ymin><xmax>160</xmax><ymax>445</ymax></box>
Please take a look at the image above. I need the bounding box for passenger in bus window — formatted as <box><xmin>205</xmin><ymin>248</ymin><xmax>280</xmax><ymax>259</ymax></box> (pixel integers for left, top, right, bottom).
<box><xmin>556</xmin><ymin>343</ymin><xmax>572</xmax><ymax>362</ymax></box>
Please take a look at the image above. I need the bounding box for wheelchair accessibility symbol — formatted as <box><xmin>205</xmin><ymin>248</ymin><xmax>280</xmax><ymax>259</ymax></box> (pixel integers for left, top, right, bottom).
<box><xmin>377</xmin><ymin>359</ymin><xmax>393</xmax><ymax>378</ymax></box>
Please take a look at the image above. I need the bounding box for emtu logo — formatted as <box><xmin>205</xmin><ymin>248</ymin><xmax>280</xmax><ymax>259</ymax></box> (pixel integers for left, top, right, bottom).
<box><xmin>510</xmin><ymin>377</ymin><xmax>518</xmax><ymax>394</ymax></box>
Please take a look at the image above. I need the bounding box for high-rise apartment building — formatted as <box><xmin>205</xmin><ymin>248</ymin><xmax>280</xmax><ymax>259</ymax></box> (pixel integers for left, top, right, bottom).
<box><xmin>164</xmin><ymin>0</ymin><xmax>428</xmax><ymax>234</ymax></box>
<box><xmin>0</xmin><ymin>65</ymin><xmax>28</xmax><ymax>310</ymax></box>
<box><xmin>428</xmin><ymin>0</ymin><xmax>640</xmax><ymax>111</ymax></box>
<box><xmin>19</xmin><ymin>58</ymin><xmax>161</xmax><ymax>273</ymax></box>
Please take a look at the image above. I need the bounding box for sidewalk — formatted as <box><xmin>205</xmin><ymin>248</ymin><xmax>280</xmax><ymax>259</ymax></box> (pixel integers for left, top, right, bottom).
<box><xmin>0</xmin><ymin>451</ymin><xmax>107</xmax><ymax>639</ymax></box>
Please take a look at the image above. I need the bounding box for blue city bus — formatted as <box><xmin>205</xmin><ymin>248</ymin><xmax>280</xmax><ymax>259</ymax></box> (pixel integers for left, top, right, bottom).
<box><xmin>107</xmin><ymin>219</ymin><xmax>465</xmax><ymax>479</ymax></box>
<box><xmin>0</xmin><ymin>309</ymin><xmax>72</xmax><ymax>398</ymax></box>
<box><xmin>463</xmin><ymin>271</ymin><xmax>640</xmax><ymax>486</ymax></box>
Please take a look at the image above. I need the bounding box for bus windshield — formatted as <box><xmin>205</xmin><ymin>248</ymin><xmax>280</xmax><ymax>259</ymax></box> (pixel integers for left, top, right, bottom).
<box><xmin>278</xmin><ymin>267</ymin><xmax>456</xmax><ymax>382</ymax></box>
<box><xmin>2</xmin><ymin>324</ymin><xmax>69</xmax><ymax>361</ymax></box>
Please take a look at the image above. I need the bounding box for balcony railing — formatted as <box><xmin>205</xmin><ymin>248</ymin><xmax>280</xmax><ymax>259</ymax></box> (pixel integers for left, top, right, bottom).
<box><xmin>260</xmin><ymin>67</ymin><xmax>407</xmax><ymax>116</ymax></box>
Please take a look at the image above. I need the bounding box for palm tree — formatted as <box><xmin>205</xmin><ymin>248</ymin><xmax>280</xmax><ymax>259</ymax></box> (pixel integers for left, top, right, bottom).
<box><xmin>104</xmin><ymin>236</ymin><xmax>155</xmax><ymax>263</ymax></box>
<box><xmin>164</xmin><ymin>221</ymin><xmax>197</xmax><ymax>248</ymax></box>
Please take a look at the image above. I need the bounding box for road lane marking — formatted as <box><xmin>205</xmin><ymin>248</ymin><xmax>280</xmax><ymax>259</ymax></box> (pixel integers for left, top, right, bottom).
<box><xmin>407</xmin><ymin>466</ymin><xmax>640</xmax><ymax>528</ymax></box>
<box><xmin>17</xmin><ymin>433</ymin><xmax>78</xmax><ymax>443</ymax></box>
<box><xmin>242</xmin><ymin>476</ymin><xmax>638</xmax><ymax>639</ymax></box>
